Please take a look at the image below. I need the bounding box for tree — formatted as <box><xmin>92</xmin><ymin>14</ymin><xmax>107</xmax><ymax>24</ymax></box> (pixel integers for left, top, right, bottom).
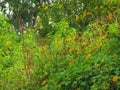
<box><xmin>0</xmin><ymin>0</ymin><xmax>53</xmax><ymax>34</ymax></box>
<box><xmin>0</xmin><ymin>0</ymin><xmax>120</xmax><ymax>36</ymax></box>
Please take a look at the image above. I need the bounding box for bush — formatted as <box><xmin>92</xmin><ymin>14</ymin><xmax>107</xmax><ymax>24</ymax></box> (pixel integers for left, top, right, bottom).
<box><xmin>0</xmin><ymin>7</ymin><xmax>120</xmax><ymax>90</ymax></box>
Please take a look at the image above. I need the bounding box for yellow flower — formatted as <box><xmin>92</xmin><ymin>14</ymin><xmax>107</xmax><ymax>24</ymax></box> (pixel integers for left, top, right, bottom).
<box><xmin>108</xmin><ymin>13</ymin><xmax>113</xmax><ymax>20</ymax></box>
<box><xmin>14</xmin><ymin>46</ymin><xmax>17</xmax><ymax>48</ymax></box>
<box><xmin>25</xmin><ymin>65</ymin><xmax>28</xmax><ymax>69</ymax></box>
<box><xmin>113</xmin><ymin>53</ymin><xmax>118</xmax><ymax>58</ymax></box>
<box><xmin>20</xmin><ymin>65</ymin><xmax>28</xmax><ymax>70</ymax></box>
<box><xmin>112</xmin><ymin>76</ymin><xmax>119</xmax><ymax>82</ymax></box>
<box><xmin>81</xmin><ymin>42</ymin><xmax>87</xmax><ymax>47</ymax></box>
<box><xmin>118</xmin><ymin>26</ymin><xmax>120</xmax><ymax>29</ymax></box>
<box><xmin>65</xmin><ymin>38</ymin><xmax>72</xmax><ymax>42</ymax></box>
<box><xmin>69</xmin><ymin>61</ymin><xmax>75</xmax><ymax>65</ymax></box>
<box><xmin>92</xmin><ymin>44</ymin><xmax>98</xmax><ymax>51</ymax></box>
<box><xmin>68</xmin><ymin>33</ymin><xmax>72</xmax><ymax>36</ymax></box>
<box><xmin>36</xmin><ymin>19</ymin><xmax>40</xmax><ymax>24</ymax></box>
<box><xmin>24</xmin><ymin>82</ymin><xmax>28</xmax><ymax>86</ymax></box>
<box><xmin>85</xmin><ymin>54</ymin><xmax>92</xmax><ymax>60</ymax></box>
<box><xmin>51</xmin><ymin>79</ymin><xmax>56</xmax><ymax>82</ymax></box>
<box><xmin>94</xmin><ymin>6</ymin><xmax>98</xmax><ymax>10</ymax></box>
<box><xmin>75</xmin><ymin>15</ymin><xmax>79</xmax><ymax>21</ymax></box>
<box><xmin>106</xmin><ymin>47</ymin><xmax>111</xmax><ymax>51</ymax></box>
<box><xmin>51</xmin><ymin>3</ymin><xmax>54</xmax><ymax>7</ymax></box>
<box><xmin>6</xmin><ymin>41</ymin><xmax>11</xmax><ymax>45</ymax></box>
<box><xmin>57</xmin><ymin>41</ymin><xmax>62</xmax><ymax>45</ymax></box>
<box><xmin>44</xmin><ymin>6</ymin><xmax>48</xmax><ymax>10</ymax></box>
<box><xmin>76</xmin><ymin>88</ymin><xmax>80</xmax><ymax>90</ymax></box>
<box><xmin>6</xmin><ymin>51</ymin><xmax>10</xmax><ymax>55</ymax></box>
<box><xmin>29</xmin><ymin>34</ymin><xmax>33</xmax><ymax>37</ymax></box>
<box><xmin>40</xmin><ymin>26</ymin><xmax>43</xmax><ymax>30</ymax></box>
<box><xmin>83</xmin><ymin>10</ymin><xmax>87</xmax><ymax>17</ymax></box>
<box><xmin>37</xmin><ymin>6</ymin><xmax>40</xmax><ymax>9</ymax></box>
<box><xmin>45</xmin><ymin>84</ymin><xmax>48</xmax><ymax>88</ymax></box>
<box><xmin>87</xmin><ymin>12</ymin><xmax>92</xmax><ymax>15</ymax></box>
<box><xmin>84</xmin><ymin>51</ymin><xmax>88</xmax><ymax>54</ymax></box>
<box><xmin>47</xmin><ymin>35</ymin><xmax>50</xmax><ymax>39</ymax></box>
<box><xmin>70</xmin><ymin>46</ymin><xmax>75</xmax><ymax>52</ymax></box>
<box><xmin>41</xmin><ymin>80</ymin><xmax>46</xmax><ymax>85</ymax></box>
<box><xmin>58</xmin><ymin>83</ymin><xmax>61</xmax><ymax>88</ymax></box>
<box><xmin>59</xmin><ymin>5</ymin><xmax>63</xmax><ymax>9</ymax></box>
<box><xmin>41</xmin><ymin>45</ymin><xmax>47</xmax><ymax>54</ymax></box>
<box><xmin>20</xmin><ymin>39</ymin><xmax>24</xmax><ymax>43</ymax></box>
<box><xmin>45</xmin><ymin>72</ymin><xmax>48</xmax><ymax>75</ymax></box>
<box><xmin>4</xmin><ymin>34</ymin><xmax>8</xmax><ymax>38</ymax></box>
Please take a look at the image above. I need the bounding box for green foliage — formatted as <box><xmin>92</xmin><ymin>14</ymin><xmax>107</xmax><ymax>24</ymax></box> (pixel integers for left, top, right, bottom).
<box><xmin>0</xmin><ymin>0</ymin><xmax>120</xmax><ymax>90</ymax></box>
<box><xmin>35</xmin><ymin>0</ymin><xmax>120</xmax><ymax>36</ymax></box>
<box><xmin>40</xmin><ymin>21</ymin><xmax>120</xmax><ymax>90</ymax></box>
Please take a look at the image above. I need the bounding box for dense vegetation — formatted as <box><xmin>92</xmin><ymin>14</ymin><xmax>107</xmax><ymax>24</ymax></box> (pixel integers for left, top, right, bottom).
<box><xmin>0</xmin><ymin>0</ymin><xmax>120</xmax><ymax>90</ymax></box>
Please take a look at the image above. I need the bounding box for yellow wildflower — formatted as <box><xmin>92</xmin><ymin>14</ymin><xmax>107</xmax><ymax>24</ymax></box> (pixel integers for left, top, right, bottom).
<box><xmin>51</xmin><ymin>3</ymin><xmax>54</xmax><ymax>7</ymax></box>
<box><xmin>69</xmin><ymin>61</ymin><xmax>75</xmax><ymax>65</ymax></box>
<box><xmin>44</xmin><ymin>6</ymin><xmax>48</xmax><ymax>10</ymax></box>
<box><xmin>106</xmin><ymin>47</ymin><xmax>111</xmax><ymax>51</ymax></box>
<box><xmin>118</xmin><ymin>26</ymin><xmax>120</xmax><ymax>29</ymax></box>
<box><xmin>92</xmin><ymin>44</ymin><xmax>98</xmax><ymax>51</ymax></box>
<box><xmin>75</xmin><ymin>15</ymin><xmax>79</xmax><ymax>21</ymax></box>
<box><xmin>40</xmin><ymin>26</ymin><xmax>43</xmax><ymax>30</ymax></box>
<box><xmin>36</xmin><ymin>19</ymin><xmax>40</xmax><ymax>24</ymax></box>
<box><xmin>4</xmin><ymin>34</ymin><xmax>8</xmax><ymax>38</ymax></box>
<box><xmin>45</xmin><ymin>84</ymin><xmax>48</xmax><ymax>88</ymax></box>
<box><xmin>59</xmin><ymin>5</ymin><xmax>63</xmax><ymax>9</ymax></box>
<box><xmin>65</xmin><ymin>38</ymin><xmax>72</xmax><ymax>42</ymax></box>
<box><xmin>24</xmin><ymin>82</ymin><xmax>28</xmax><ymax>86</ymax></box>
<box><xmin>29</xmin><ymin>34</ymin><xmax>33</xmax><ymax>37</ymax></box>
<box><xmin>84</xmin><ymin>51</ymin><xmax>88</xmax><ymax>54</ymax></box>
<box><xmin>41</xmin><ymin>45</ymin><xmax>47</xmax><ymax>54</ymax></box>
<box><xmin>47</xmin><ymin>35</ymin><xmax>50</xmax><ymax>39</ymax></box>
<box><xmin>70</xmin><ymin>46</ymin><xmax>75</xmax><ymax>52</ymax></box>
<box><xmin>68</xmin><ymin>34</ymin><xmax>72</xmax><ymax>36</ymax></box>
<box><xmin>51</xmin><ymin>79</ymin><xmax>56</xmax><ymax>82</ymax></box>
<box><xmin>85</xmin><ymin>54</ymin><xmax>92</xmax><ymax>60</ymax></box>
<box><xmin>76</xmin><ymin>88</ymin><xmax>80</xmax><ymax>90</ymax></box>
<box><xmin>108</xmin><ymin>13</ymin><xmax>113</xmax><ymax>20</ymax></box>
<box><xmin>87</xmin><ymin>12</ymin><xmax>92</xmax><ymax>15</ymax></box>
<box><xmin>81</xmin><ymin>42</ymin><xmax>87</xmax><ymax>47</ymax></box>
<box><xmin>58</xmin><ymin>83</ymin><xmax>61</xmax><ymax>88</ymax></box>
<box><xmin>45</xmin><ymin>72</ymin><xmax>48</xmax><ymax>75</ymax></box>
<box><xmin>6</xmin><ymin>41</ymin><xmax>11</xmax><ymax>45</ymax></box>
<box><xmin>25</xmin><ymin>65</ymin><xmax>28</xmax><ymax>69</ymax></box>
<box><xmin>37</xmin><ymin>6</ymin><xmax>40</xmax><ymax>9</ymax></box>
<box><xmin>83</xmin><ymin>10</ymin><xmax>87</xmax><ymax>17</ymax></box>
<box><xmin>20</xmin><ymin>39</ymin><xmax>24</xmax><ymax>43</ymax></box>
<box><xmin>5</xmin><ymin>51</ymin><xmax>9</xmax><ymax>55</ymax></box>
<box><xmin>41</xmin><ymin>80</ymin><xmax>46</xmax><ymax>85</ymax></box>
<box><xmin>112</xmin><ymin>76</ymin><xmax>119</xmax><ymax>82</ymax></box>
<box><xmin>94</xmin><ymin>6</ymin><xmax>98</xmax><ymax>10</ymax></box>
<box><xmin>20</xmin><ymin>65</ymin><xmax>28</xmax><ymax>70</ymax></box>
<box><xmin>57</xmin><ymin>41</ymin><xmax>62</xmax><ymax>45</ymax></box>
<box><xmin>113</xmin><ymin>53</ymin><xmax>118</xmax><ymax>58</ymax></box>
<box><xmin>14</xmin><ymin>46</ymin><xmax>17</xmax><ymax>48</ymax></box>
<box><xmin>34</xmin><ymin>27</ymin><xmax>37</xmax><ymax>31</ymax></box>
